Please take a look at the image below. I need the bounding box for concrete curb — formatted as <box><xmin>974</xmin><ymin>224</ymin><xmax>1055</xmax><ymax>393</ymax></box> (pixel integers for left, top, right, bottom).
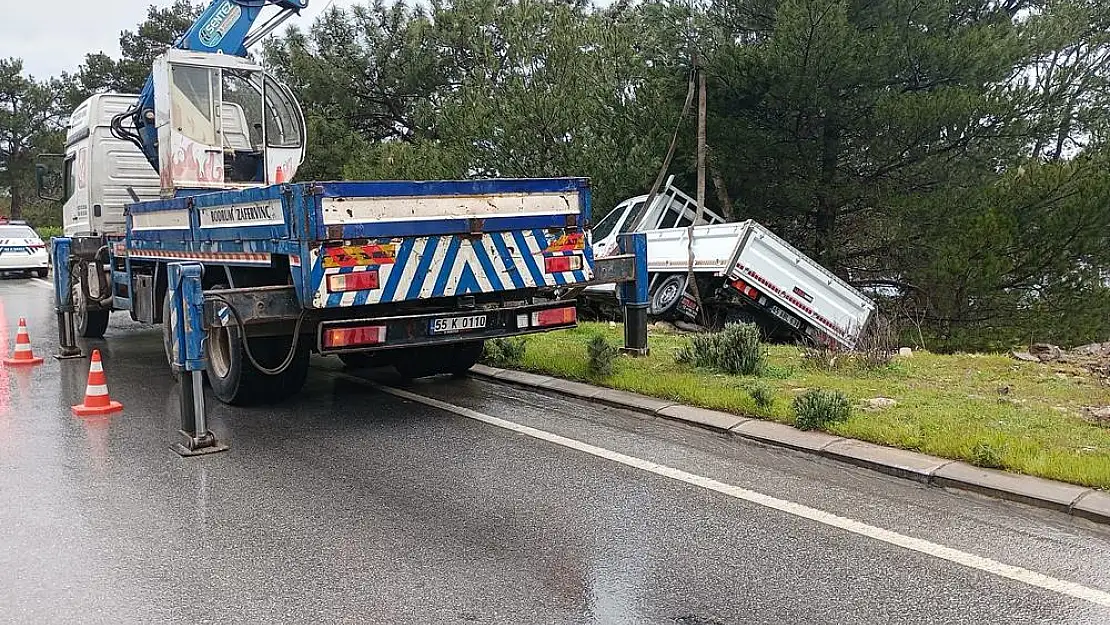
<box><xmin>469</xmin><ymin>364</ymin><xmax>1109</xmax><ymax>526</ymax></box>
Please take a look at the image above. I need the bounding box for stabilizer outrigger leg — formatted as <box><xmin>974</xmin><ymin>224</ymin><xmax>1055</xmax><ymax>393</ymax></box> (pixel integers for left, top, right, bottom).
<box><xmin>619</xmin><ymin>233</ymin><xmax>651</xmax><ymax>357</ymax></box>
<box><xmin>51</xmin><ymin>237</ymin><xmax>83</xmax><ymax>360</ymax></box>
<box><xmin>166</xmin><ymin>262</ymin><xmax>228</xmax><ymax>457</ymax></box>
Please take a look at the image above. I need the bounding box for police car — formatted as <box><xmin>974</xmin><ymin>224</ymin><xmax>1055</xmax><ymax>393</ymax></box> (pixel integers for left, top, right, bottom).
<box><xmin>0</xmin><ymin>220</ymin><xmax>49</xmax><ymax>278</ymax></box>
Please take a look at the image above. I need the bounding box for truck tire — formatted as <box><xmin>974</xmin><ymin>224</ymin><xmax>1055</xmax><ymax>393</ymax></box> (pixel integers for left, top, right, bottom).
<box><xmin>338</xmin><ymin>352</ymin><xmax>378</xmax><ymax>369</ymax></box>
<box><xmin>206</xmin><ymin>317</ymin><xmax>310</xmax><ymax>405</ymax></box>
<box><xmin>73</xmin><ymin>278</ymin><xmax>110</xmax><ymax>339</ymax></box>
<box><xmin>208</xmin><ymin>328</ymin><xmax>310</xmax><ymax>405</ymax></box>
<box><xmin>648</xmin><ymin>274</ymin><xmax>688</xmax><ymax>320</ymax></box>
<box><xmin>448</xmin><ymin>341</ymin><xmax>484</xmax><ymax>377</ymax></box>
<box><xmin>161</xmin><ymin>295</ymin><xmax>180</xmax><ymax>380</ymax></box>
<box><xmin>394</xmin><ymin>341</ymin><xmax>484</xmax><ymax>380</ymax></box>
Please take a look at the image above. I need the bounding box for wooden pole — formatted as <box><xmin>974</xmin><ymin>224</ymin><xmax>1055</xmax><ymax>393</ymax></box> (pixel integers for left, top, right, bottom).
<box><xmin>696</xmin><ymin>63</ymin><xmax>707</xmax><ymax>224</ymax></box>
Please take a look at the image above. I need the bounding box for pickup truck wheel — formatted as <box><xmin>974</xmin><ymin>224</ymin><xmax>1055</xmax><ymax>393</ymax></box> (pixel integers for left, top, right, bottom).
<box><xmin>73</xmin><ymin>278</ymin><xmax>110</xmax><ymax>339</ymax></box>
<box><xmin>648</xmin><ymin>274</ymin><xmax>687</xmax><ymax>320</ymax></box>
<box><xmin>35</xmin><ymin>268</ymin><xmax>48</xmax><ymax>279</ymax></box>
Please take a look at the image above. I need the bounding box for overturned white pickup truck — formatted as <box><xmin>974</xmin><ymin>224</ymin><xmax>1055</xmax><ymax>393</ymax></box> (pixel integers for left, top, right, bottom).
<box><xmin>588</xmin><ymin>182</ymin><xmax>875</xmax><ymax>349</ymax></box>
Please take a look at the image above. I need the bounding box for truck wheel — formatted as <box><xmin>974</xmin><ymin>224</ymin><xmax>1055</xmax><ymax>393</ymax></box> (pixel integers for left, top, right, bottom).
<box><xmin>335</xmin><ymin>355</ymin><xmax>370</xmax><ymax>368</ymax></box>
<box><xmin>449</xmin><ymin>341</ymin><xmax>484</xmax><ymax>377</ymax></box>
<box><xmin>648</xmin><ymin>274</ymin><xmax>687</xmax><ymax>319</ymax></box>
<box><xmin>35</xmin><ymin>269</ymin><xmax>48</xmax><ymax>279</ymax></box>
<box><xmin>393</xmin><ymin>346</ymin><xmax>439</xmax><ymax>381</ymax></box>
<box><xmin>394</xmin><ymin>341</ymin><xmax>484</xmax><ymax>380</ymax></box>
<box><xmin>73</xmin><ymin>279</ymin><xmax>110</xmax><ymax>339</ymax></box>
<box><xmin>206</xmin><ymin>320</ymin><xmax>310</xmax><ymax>406</ymax></box>
<box><xmin>161</xmin><ymin>296</ymin><xmax>180</xmax><ymax>380</ymax></box>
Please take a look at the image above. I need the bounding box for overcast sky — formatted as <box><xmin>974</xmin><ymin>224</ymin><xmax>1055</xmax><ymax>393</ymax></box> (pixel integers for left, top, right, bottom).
<box><xmin>2</xmin><ymin>0</ymin><xmax>362</xmax><ymax>80</ymax></box>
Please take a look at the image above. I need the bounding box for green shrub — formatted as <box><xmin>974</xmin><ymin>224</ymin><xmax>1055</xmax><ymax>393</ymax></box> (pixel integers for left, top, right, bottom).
<box><xmin>803</xmin><ymin>317</ymin><xmax>898</xmax><ymax>372</ymax></box>
<box><xmin>970</xmin><ymin>442</ymin><xmax>1004</xmax><ymax>469</ymax></box>
<box><xmin>481</xmin><ymin>337</ymin><xmax>527</xmax><ymax>368</ymax></box>
<box><xmin>586</xmin><ymin>334</ymin><xmax>618</xmax><ymax>378</ymax></box>
<box><xmin>747</xmin><ymin>382</ymin><xmax>775</xmax><ymax>411</ymax></box>
<box><xmin>793</xmin><ymin>389</ymin><xmax>852</xmax><ymax>431</ymax></box>
<box><xmin>36</xmin><ymin>226</ymin><xmax>63</xmax><ymax>240</ymax></box>
<box><xmin>674</xmin><ymin>323</ymin><xmax>765</xmax><ymax>375</ymax></box>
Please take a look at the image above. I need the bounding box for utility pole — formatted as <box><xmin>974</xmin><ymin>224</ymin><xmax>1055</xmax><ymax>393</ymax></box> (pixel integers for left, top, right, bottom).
<box><xmin>687</xmin><ymin>56</ymin><xmax>708</xmax><ymax>326</ymax></box>
<box><xmin>696</xmin><ymin>59</ymin><xmax>707</xmax><ymax>225</ymax></box>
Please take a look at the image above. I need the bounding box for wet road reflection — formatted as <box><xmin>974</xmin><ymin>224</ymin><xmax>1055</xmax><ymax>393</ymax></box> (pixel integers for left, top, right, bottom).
<box><xmin>0</xmin><ymin>278</ymin><xmax>1107</xmax><ymax>624</ymax></box>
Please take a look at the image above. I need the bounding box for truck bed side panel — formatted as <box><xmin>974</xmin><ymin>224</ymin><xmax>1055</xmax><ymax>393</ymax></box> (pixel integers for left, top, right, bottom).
<box><xmin>641</xmin><ymin>222</ymin><xmax>751</xmax><ymax>275</ymax></box>
<box><xmin>730</xmin><ymin>223</ymin><xmax>874</xmax><ymax>347</ymax></box>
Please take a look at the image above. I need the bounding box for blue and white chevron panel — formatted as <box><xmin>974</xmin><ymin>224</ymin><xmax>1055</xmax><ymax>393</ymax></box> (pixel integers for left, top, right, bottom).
<box><xmin>309</xmin><ymin>229</ymin><xmax>592</xmax><ymax>308</ymax></box>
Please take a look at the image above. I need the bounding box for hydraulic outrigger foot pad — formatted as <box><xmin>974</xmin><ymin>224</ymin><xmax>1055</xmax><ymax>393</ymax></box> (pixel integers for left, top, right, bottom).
<box><xmin>54</xmin><ymin>347</ymin><xmax>84</xmax><ymax>360</ymax></box>
<box><xmin>55</xmin><ymin>312</ymin><xmax>84</xmax><ymax>359</ymax></box>
<box><xmin>171</xmin><ymin>431</ymin><xmax>229</xmax><ymax>457</ymax></box>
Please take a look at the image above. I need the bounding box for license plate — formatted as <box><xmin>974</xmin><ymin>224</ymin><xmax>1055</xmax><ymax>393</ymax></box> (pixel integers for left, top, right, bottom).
<box><xmin>430</xmin><ymin>315</ymin><xmax>488</xmax><ymax>335</ymax></box>
<box><xmin>678</xmin><ymin>295</ymin><xmax>699</xmax><ymax>320</ymax></box>
<box><xmin>769</xmin><ymin>306</ymin><xmax>802</xmax><ymax>329</ymax></box>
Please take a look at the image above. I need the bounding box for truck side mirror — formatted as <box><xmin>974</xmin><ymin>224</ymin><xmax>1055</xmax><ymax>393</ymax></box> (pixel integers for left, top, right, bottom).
<box><xmin>35</xmin><ymin>155</ymin><xmax>65</xmax><ymax>202</ymax></box>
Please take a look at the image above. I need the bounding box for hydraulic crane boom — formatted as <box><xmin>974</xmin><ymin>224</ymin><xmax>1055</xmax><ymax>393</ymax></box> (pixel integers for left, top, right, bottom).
<box><xmin>112</xmin><ymin>0</ymin><xmax>308</xmax><ymax>174</ymax></box>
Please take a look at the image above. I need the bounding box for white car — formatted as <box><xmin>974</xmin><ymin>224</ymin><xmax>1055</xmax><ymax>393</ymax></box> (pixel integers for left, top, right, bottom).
<box><xmin>0</xmin><ymin>223</ymin><xmax>50</xmax><ymax>278</ymax></box>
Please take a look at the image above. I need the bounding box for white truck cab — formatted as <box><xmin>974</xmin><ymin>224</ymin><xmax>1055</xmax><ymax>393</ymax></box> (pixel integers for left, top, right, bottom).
<box><xmin>590</xmin><ymin>176</ymin><xmax>726</xmax><ymax>260</ymax></box>
<box><xmin>56</xmin><ymin>51</ymin><xmax>308</xmax><ymax>238</ymax></box>
<box><xmin>61</xmin><ymin>94</ymin><xmax>162</xmax><ymax>237</ymax></box>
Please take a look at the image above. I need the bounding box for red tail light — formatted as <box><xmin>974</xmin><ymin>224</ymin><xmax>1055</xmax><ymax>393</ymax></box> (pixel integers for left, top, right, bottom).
<box><xmin>323</xmin><ymin>325</ymin><xmax>387</xmax><ymax>348</ymax></box>
<box><xmin>532</xmin><ymin>307</ymin><xmax>577</xmax><ymax>328</ymax></box>
<box><xmin>544</xmin><ymin>254</ymin><xmax>583</xmax><ymax>274</ymax></box>
<box><xmin>730</xmin><ymin>279</ymin><xmax>759</xmax><ymax>300</ymax></box>
<box><xmin>328</xmin><ymin>270</ymin><xmax>379</xmax><ymax>293</ymax></box>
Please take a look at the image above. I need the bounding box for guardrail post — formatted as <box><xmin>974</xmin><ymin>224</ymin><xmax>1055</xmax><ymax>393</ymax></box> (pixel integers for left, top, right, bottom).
<box><xmin>51</xmin><ymin>237</ymin><xmax>82</xmax><ymax>359</ymax></box>
<box><xmin>618</xmin><ymin>233</ymin><xmax>650</xmax><ymax>357</ymax></box>
<box><xmin>168</xmin><ymin>262</ymin><xmax>228</xmax><ymax>457</ymax></box>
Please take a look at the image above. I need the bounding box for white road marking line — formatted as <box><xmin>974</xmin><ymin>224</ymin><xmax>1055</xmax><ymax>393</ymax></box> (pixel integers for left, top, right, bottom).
<box><xmin>30</xmin><ymin>278</ymin><xmax>54</xmax><ymax>290</ymax></box>
<box><xmin>360</xmin><ymin>378</ymin><xmax>1110</xmax><ymax>609</ymax></box>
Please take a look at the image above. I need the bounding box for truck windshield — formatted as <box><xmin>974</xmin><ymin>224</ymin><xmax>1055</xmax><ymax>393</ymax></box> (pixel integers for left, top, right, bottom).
<box><xmin>592</xmin><ymin>200</ymin><xmax>644</xmax><ymax>241</ymax></box>
<box><xmin>592</xmin><ymin>207</ymin><xmax>624</xmax><ymax>240</ymax></box>
<box><xmin>617</xmin><ymin>200</ymin><xmax>645</xmax><ymax>234</ymax></box>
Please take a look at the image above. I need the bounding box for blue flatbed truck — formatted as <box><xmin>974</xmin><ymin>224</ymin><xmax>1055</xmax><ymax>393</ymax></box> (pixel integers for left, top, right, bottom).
<box><xmin>40</xmin><ymin>0</ymin><xmax>595</xmax><ymax>405</ymax></box>
<box><xmin>59</xmin><ymin>176</ymin><xmax>593</xmax><ymax>405</ymax></box>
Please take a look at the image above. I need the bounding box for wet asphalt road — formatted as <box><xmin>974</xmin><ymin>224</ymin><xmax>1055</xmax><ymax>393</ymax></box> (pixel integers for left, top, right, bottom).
<box><xmin>1</xmin><ymin>277</ymin><xmax>1109</xmax><ymax>624</ymax></box>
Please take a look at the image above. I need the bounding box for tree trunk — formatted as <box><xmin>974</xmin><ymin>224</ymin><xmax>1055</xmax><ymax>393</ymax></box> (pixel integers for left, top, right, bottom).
<box><xmin>814</xmin><ymin>117</ymin><xmax>839</xmax><ymax>272</ymax></box>
<box><xmin>707</xmin><ymin>146</ymin><xmax>735</xmax><ymax>220</ymax></box>
<box><xmin>8</xmin><ymin>170</ymin><xmax>23</xmax><ymax>221</ymax></box>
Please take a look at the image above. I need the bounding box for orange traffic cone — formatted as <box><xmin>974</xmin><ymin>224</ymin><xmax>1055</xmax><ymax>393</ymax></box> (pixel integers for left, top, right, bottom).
<box><xmin>71</xmin><ymin>350</ymin><xmax>123</xmax><ymax>416</ymax></box>
<box><xmin>4</xmin><ymin>318</ymin><xmax>44</xmax><ymax>366</ymax></box>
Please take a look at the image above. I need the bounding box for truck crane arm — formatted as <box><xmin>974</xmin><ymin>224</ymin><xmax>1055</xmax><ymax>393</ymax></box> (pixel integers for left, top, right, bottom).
<box><xmin>111</xmin><ymin>0</ymin><xmax>309</xmax><ymax>171</ymax></box>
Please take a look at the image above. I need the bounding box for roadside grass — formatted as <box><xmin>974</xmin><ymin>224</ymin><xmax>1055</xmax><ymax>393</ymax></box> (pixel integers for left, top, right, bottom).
<box><xmin>512</xmin><ymin>323</ymin><xmax>1110</xmax><ymax>490</ymax></box>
